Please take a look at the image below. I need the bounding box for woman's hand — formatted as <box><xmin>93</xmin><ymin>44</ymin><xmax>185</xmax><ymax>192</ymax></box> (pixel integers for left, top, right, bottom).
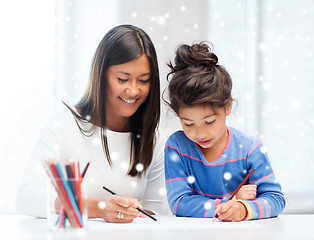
<box><xmin>88</xmin><ymin>196</ymin><xmax>144</xmax><ymax>223</ymax></box>
<box><xmin>214</xmin><ymin>200</ymin><xmax>247</xmax><ymax>222</ymax></box>
<box><xmin>235</xmin><ymin>184</ymin><xmax>257</xmax><ymax>200</ymax></box>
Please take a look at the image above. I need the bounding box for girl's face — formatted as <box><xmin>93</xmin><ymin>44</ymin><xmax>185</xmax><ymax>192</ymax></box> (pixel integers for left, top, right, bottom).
<box><xmin>106</xmin><ymin>54</ymin><xmax>151</xmax><ymax>123</ymax></box>
<box><xmin>178</xmin><ymin>104</ymin><xmax>232</xmax><ymax>152</ymax></box>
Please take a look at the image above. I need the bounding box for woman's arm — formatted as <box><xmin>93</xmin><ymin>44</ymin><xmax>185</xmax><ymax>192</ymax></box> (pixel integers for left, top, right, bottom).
<box><xmin>140</xmin><ymin>130</ymin><xmax>167</xmax><ymax>215</ymax></box>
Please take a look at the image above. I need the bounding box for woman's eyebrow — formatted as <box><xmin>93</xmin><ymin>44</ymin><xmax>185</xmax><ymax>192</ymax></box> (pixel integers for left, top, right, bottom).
<box><xmin>117</xmin><ymin>71</ymin><xmax>150</xmax><ymax>77</ymax></box>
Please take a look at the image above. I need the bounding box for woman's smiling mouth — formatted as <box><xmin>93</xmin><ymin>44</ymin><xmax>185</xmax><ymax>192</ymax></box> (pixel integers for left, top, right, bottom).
<box><xmin>120</xmin><ymin>97</ymin><xmax>138</xmax><ymax>104</ymax></box>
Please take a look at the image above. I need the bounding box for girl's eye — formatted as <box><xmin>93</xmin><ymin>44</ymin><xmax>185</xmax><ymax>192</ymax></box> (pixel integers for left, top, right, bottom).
<box><xmin>118</xmin><ymin>78</ymin><xmax>128</xmax><ymax>83</ymax></box>
<box><xmin>205</xmin><ymin>120</ymin><xmax>216</xmax><ymax>125</ymax></box>
<box><xmin>184</xmin><ymin>123</ymin><xmax>194</xmax><ymax>127</ymax></box>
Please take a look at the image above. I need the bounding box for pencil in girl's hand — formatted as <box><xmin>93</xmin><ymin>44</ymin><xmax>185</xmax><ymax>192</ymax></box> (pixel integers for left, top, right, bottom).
<box><xmin>102</xmin><ymin>186</ymin><xmax>157</xmax><ymax>222</ymax></box>
<box><xmin>212</xmin><ymin>168</ymin><xmax>255</xmax><ymax>222</ymax></box>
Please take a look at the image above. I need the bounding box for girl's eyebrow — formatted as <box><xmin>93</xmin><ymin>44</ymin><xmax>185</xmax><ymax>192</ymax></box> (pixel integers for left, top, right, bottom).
<box><xmin>181</xmin><ymin>114</ymin><xmax>216</xmax><ymax>121</ymax></box>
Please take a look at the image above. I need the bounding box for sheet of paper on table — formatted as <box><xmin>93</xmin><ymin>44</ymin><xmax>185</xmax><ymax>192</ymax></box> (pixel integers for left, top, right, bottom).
<box><xmin>88</xmin><ymin>216</ymin><xmax>262</xmax><ymax>231</ymax></box>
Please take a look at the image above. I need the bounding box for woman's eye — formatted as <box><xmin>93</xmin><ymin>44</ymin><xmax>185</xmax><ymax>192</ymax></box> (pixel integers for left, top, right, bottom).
<box><xmin>118</xmin><ymin>78</ymin><xmax>128</xmax><ymax>83</ymax></box>
<box><xmin>184</xmin><ymin>123</ymin><xmax>194</xmax><ymax>127</ymax></box>
<box><xmin>139</xmin><ymin>79</ymin><xmax>150</xmax><ymax>83</ymax></box>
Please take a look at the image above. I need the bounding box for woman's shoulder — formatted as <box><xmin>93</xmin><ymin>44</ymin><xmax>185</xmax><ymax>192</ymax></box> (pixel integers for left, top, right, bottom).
<box><xmin>40</xmin><ymin>101</ymin><xmax>89</xmax><ymax>137</ymax></box>
<box><xmin>44</xmin><ymin>102</ymin><xmax>75</xmax><ymax>125</ymax></box>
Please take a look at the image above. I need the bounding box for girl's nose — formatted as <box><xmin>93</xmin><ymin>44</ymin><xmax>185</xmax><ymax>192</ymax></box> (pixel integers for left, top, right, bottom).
<box><xmin>195</xmin><ymin>126</ymin><xmax>207</xmax><ymax>139</ymax></box>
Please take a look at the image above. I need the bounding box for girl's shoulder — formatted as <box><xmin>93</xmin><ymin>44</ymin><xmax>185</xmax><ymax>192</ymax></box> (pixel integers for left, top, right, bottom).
<box><xmin>165</xmin><ymin>130</ymin><xmax>192</xmax><ymax>148</ymax></box>
<box><xmin>229</xmin><ymin>127</ymin><xmax>262</xmax><ymax>150</ymax></box>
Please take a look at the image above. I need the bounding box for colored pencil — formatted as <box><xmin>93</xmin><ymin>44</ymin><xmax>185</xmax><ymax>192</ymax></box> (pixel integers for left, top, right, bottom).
<box><xmin>212</xmin><ymin>168</ymin><xmax>255</xmax><ymax>222</ymax></box>
<box><xmin>55</xmin><ymin>163</ymin><xmax>83</xmax><ymax>227</ymax></box>
<box><xmin>48</xmin><ymin>162</ymin><xmax>80</xmax><ymax>228</ymax></box>
<box><xmin>58</xmin><ymin>161</ymin><xmax>90</xmax><ymax>226</ymax></box>
<box><xmin>81</xmin><ymin>161</ymin><xmax>90</xmax><ymax>178</ymax></box>
<box><xmin>102</xmin><ymin>186</ymin><xmax>157</xmax><ymax>222</ymax></box>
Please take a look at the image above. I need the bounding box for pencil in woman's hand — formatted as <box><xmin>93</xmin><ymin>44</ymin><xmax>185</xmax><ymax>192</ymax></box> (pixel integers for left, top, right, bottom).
<box><xmin>102</xmin><ymin>186</ymin><xmax>157</xmax><ymax>221</ymax></box>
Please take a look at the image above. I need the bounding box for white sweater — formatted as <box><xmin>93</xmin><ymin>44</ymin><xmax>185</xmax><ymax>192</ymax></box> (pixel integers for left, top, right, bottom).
<box><xmin>16</xmin><ymin>104</ymin><xmax>167</xmax><ymax>218</ymax></box>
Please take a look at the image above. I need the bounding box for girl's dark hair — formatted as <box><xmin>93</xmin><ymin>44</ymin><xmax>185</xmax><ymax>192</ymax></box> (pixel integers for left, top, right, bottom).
<box><xmin>164</xmin><ymin>42</ymin><xmax>233</xmax><ymax>115</ymax></box>
<box><xmin>65</xmin><ymin>24</ymin><xmax>160</xmax><ymax>177</ymax></box>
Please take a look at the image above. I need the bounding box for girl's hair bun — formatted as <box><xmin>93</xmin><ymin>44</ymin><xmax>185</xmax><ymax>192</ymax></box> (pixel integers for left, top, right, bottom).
<box><xmin>173</xmin><ymin>42</ymin><xmax>218</xmax><ymax>71</ymax></box>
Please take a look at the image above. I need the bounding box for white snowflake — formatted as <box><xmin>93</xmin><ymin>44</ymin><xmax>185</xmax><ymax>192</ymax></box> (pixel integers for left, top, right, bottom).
<box><xmin>223</xmin><ymin>172</ymin><xmax>232</xmax><ymax>181</ymax></box>
<box><xmin>121</xmin><ymin>162</ymin><xmax>128</xmax><ymax>171</ymax></box>
<box><xmin>98</xmin><ymin>201</ymin><xmax>106</xmax><ymax>209</ymax></box>
<box><xmin>111</xmin><ymin>151</ymin><xmax>119</xmax><ymax>161</ymax></box>
<box><xmin>204</xmin><ymin>202</ymin><xmax>212</xmax><ymax>210</ymax></box>
<box><xmin>156</xmin><ymin>15</ymin><xmax>167</xmax><ymax>26</ymax></box>
<box><xmin>159</xmin><ymin>188</ymin><xmax>167</xmax><ymax>196</ymax></box>
<box><xmin>88</xmin><ymin>177</ymin><xmax>95</xmax><ymax>184</ymax></box>
<box><xmin>263</xmin><ymin>81</ymin><xmax>271</xmax><ymax>90</ymax></box>
<box><xmin>169</xmin><ymin>153</ymin><xmax>179</xmax><ymax>162</ymax></box>
<box><xmin>187</xmin><ymin>176</ymin><xmax>195</xmax><ymax>184</ymax></box>
<box><xmin>260</xmin><ymin>146</ymin><xmax>268</xmax><ymax>154</ymax></box>
<box><xmin>193</xmin><ymin>24</ymin><xmax>199</xmax><ymax>29</ymax></box>
<box><xmin>92</xmin><ymin>138</ymin><xmax>100</xmax><ymax>146</ymax></box>
<box><xmin>136</xmin><ymin>163</ymin><xmax>144</xmax><ymax>172</ymax></box>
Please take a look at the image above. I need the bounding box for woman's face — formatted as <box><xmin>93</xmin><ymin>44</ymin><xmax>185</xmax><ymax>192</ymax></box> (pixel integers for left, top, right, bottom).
<box><xmin>106</xmin><ymin>54</ymin><xmax>151</xmax><ymax>125</ymax></box>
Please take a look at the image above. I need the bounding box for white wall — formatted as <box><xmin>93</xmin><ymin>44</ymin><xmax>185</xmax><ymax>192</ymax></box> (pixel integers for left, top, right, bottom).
<box><xmin>0</xmin><ymin>0</ymin><xmax>313</xmax><ymax>214</ymax></box>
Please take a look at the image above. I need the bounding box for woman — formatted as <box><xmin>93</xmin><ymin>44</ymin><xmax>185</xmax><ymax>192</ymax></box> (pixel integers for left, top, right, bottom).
<box><xmin>16</xmin><ymin>24</ymin><xmax>166</xmax><ymax>223</ymax></box>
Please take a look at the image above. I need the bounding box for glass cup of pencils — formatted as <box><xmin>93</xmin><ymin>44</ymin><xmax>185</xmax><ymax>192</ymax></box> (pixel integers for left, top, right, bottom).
<box><xmin>45</xmin><ymin>161</ymin><xmax>88</xmax><ymax>231</ymax></box>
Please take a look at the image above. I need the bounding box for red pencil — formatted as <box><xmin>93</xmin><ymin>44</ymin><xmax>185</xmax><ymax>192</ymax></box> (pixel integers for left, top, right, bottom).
<box><xmin>212</xmin><ymin>168</ymin><xmax>255</xmax><ymax>221</ymax></box>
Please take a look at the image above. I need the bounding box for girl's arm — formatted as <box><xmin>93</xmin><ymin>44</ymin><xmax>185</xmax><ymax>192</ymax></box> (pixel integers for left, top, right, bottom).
<box><xmin>164</xmin><ymin>144</ymin><xmax>228</xmax><ymax>218</ymax></box>
<box><xmin>231</xmin><ymin>143</ymin><xmax>286</xmax><ymax>220</ymax></box>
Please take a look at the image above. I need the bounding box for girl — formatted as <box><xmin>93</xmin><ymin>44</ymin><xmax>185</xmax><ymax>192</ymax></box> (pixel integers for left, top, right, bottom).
<box><xmin>16</xmin><ymin>24</ymin><xmax>166</xmax><ymax>223</ymax></box>
<box><xmin>164</xmin><ymin>42</ymin><xmax>285</xmax><ymax>221</ymax></box>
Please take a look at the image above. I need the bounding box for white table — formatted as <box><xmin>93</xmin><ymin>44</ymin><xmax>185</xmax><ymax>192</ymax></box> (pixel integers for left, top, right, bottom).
<box><xmin>0</xmin><ymin>214</ymin><xmax>313</xmax><ymax>240</ymax></box>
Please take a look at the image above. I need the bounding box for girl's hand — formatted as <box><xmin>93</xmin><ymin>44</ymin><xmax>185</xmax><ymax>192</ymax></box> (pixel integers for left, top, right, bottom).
<box><xmin>88</xmin><ymin>196</ymin><xmax>145</xmax><ymax>223</ymax></box>
<box><xmin>215</xmin><ymin>200</ymin><xmax>247</xmax><ymax>222</ymax></box>
<box><xmin>235</xmin><ymin>184</ymin><xmax>257</xmax><ymax>200</ymax></box>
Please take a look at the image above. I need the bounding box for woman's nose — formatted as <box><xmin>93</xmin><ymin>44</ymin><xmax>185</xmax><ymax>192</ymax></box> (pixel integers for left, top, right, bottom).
<box><xmin>126</xmin><ymin>82</ymin><xmax>140</xmax><ymax>96</ymax></box>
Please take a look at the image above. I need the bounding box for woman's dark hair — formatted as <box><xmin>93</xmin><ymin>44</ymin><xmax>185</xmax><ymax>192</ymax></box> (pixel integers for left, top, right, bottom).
<box><xmin>65</xmin><ymin>24</ymin><xmax>160</xmax><ymax>177</ymax></box>
<box><xmin>164</xmin><ymin>42</ymin><xmax>233</xmax><ymax>115</ymax></box>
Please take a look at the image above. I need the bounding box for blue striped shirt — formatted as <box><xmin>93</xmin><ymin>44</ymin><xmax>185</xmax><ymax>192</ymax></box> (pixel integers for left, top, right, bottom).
<box><xmin>164</xmin><ymin>127</ymin><xmax>285</xmax><ymax>220</ymax></box>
